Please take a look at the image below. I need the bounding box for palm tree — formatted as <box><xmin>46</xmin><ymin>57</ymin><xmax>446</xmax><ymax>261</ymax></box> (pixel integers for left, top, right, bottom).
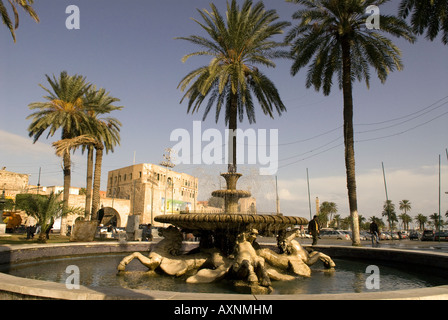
<box><xmin>332</xmin><ymin>214</ymin><xmax>341</xmax><ymax>229</ymax></box>
<box><xmin>399</xmin><ymin>199</ymin><xmax>412</xmax><ymax>214</ymax></box>
<box><xmin>415</xmin><ymin>213</ymin><xmax>427</xmax><ymax>230</ymax></box>
<box><xmin>382</xmin><ymin>200</ymin><xmax>398</xmax><ymax>231</ymax></box>
<box><xmin>27</xmin><ymin>71</ymin><xmax>92</xmax><ymax>210</ymax></box>
<box><xmin>285</xmin><ymin>0</ymin><xmax>415</xmax><ymax>245</ymax></box>
<box><xmin>320</xmin><ymin>201</ymin><xmax>338</xmax><ymax>227</ymax></box>
<box><xmin>399</xmin><ymin>0</ymin><xmax>448</xmax><ymax>44</ymax></box>
<box><xmin>0</xmin><ymin>0</ymin><xmax>39</xmax><ymax>42</ymax></box>
<box><xmin>430</xmin><ymin>213</ymin><xmax>443</xmax><ymax>230</ymax></box>
<box><xmin>15</xmin><ymin>192</ymin><xmax>81</xmax><ymax>243</ymax></box>
<box><xmin>83</xmin><ymin>87</ymin><xmax>122</xmax><ymax>219</ymax></box>
<box><xmin>399</xmin><ymin>212</ymin><xmax>412</xmax><ymax>230</ymax></box>
<box><xmin>177</xmin><ymin>0</ymin><xmax>289</xmax><ymax>172</ymax></box>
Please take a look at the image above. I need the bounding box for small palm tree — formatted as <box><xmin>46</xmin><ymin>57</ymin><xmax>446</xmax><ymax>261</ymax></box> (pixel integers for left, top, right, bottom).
<box><xmin>177</xmin><ymin>0</ymin><xmax>289</xmax><ymax>172</ymax></box>
<box><xmin>399</xmin><ymin>0</ymin><xmax>448</xmax><ymax>45</ymax></box>
<box><xmin>285</xmin><ymin>0</ymin><xmax>415</xmax><ymax>245</ymax></box>
<box><xmin>0</xmin><ymin>0</ymin><xmax>39</xmax><ymax>42</ymax></box>
<box><xmin>27</xmin><ymin>71</ymin><xmax>92</xmax><ymax>209</ymax></box>
<box><xmin>15</xmin><ymin>192</ymin><xmax>81</xmax><ymax>243</ymax></box>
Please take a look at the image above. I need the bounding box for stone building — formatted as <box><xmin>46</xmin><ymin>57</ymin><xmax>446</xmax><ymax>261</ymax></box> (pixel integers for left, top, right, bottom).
<box><xmin>106</xmin><ymin>163</ymin><xmax>198</xmax><ymax>226</ymax></box>
<box><xmin>0</xmin><ymin>168</ymin><xmax>29</xmax><ymax>198</ymax></box>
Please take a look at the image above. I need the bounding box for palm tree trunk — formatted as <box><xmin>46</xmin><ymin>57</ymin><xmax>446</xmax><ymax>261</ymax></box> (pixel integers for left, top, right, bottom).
<box><xmin>84</xmin><ymin>145</ymin><xmax>94</xmax><ymax>220</ymax></box>
<box><xmin>91</xmin><ymin>144</ymin><xmax>104</xmax><ymax>220</ymax></box>
<box><xmin>61</xmin><ymin>130</ymin><xmax>71</xmax><ymax>235</ymax></box>
<box><xmin>228</xmin><ymin>92</ymin><xmax>238</xmax><ymax>173</ymax></box>
<box><xmin>341</xmin><ymin>38</ymin><xmax>361</xmax><ymax>246</ymax></box>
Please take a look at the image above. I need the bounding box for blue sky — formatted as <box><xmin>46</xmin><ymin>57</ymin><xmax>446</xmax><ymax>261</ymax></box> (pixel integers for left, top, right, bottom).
<box><xmin>1</xmin><ymin>0</ymin><xmax>447</xmax><ymax>224</ymax></box>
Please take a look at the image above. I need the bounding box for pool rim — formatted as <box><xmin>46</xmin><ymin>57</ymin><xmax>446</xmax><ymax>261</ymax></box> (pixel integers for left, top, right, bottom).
<box><xmin>1</xmin><ymin>242</ymin><xmax>447</xmax><ymax>300</ymax></box>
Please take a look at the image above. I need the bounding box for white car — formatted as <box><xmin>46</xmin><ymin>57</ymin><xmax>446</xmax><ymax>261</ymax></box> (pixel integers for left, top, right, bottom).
<box><xmin>319</xmin><ymin>230</ymin><xmax>351</xmax><ymax>240</ymax></box>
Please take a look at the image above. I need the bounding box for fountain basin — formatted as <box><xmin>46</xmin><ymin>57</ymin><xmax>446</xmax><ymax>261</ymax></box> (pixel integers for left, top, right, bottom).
<box><xmin>1</xmin><ymin>243</ymin><xmax>448</xmax><ymax>300</ymax></box>
<box><xmin>154</xmin><ymin>213</ymin><xmax>307</xmax><ymax>232</ymax></box>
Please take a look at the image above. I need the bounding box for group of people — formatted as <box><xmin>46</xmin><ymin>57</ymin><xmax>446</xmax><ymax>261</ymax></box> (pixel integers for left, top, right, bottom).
<box><xmin>307</xmin><ymin>215</ymin><xmax>380</xmax><ymax>246</ymax></box>
<box><xmin>24</xmin><ymin>215</ymin><xmax>54</xmax><ymax>240</ymax></box>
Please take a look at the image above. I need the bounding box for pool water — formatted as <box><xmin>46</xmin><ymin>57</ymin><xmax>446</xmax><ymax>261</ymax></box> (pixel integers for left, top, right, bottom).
<box><xmin>1</xmin><ymin>253</ymin><xmax>446</xmax><ymax>294</ymax></box>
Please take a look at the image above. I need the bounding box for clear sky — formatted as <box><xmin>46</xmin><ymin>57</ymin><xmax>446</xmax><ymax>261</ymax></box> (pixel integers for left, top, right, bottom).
<box><xmin>1</xmin><ymin>0</ymin><xmax>447</xmax><ymax>225</ymax></box>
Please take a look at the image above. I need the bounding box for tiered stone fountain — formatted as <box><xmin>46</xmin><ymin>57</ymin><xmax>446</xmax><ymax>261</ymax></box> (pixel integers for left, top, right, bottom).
<box><xmin>118</xmin><ymin>167</ymin><xmax>335</xmax><ymax>294</ymax></box>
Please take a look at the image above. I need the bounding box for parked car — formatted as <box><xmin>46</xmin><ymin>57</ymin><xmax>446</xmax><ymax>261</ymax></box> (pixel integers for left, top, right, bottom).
<box><xmin>434</xmin><ymin>231</ymin><xmax>448</xmax><ymax>241</ymax></box>
<box><xmin>421</xmin><ymin>229</ymin><xmax>435</xmax><ymax>241</ymax></box>
<box><xmin>319</xmin><ymin>230</ymin><xmax>350</xmax><ymax>240</ymax></box>
<box><xmin>409</xmin><ymin>231</ymin><xmax>420</xmax><ymax>240</ymax></box>
<box><xmin>360</xmin><ymin>231</ymin><xmax>372</xmax><ymax>241</ymax></box>
<box><xmin>379</xmin><ymin>232</ymin><xmax>391</xmax><ymax>240</ymax></box>
<box><xmin>398</xmin><ymin>231</ymin><xmax>408</xmax><ymax>239</ymax></box>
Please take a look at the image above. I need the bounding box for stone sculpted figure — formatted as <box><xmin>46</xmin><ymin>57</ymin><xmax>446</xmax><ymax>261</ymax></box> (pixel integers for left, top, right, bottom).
<box><xmin>258</xmin><ymin>229</ymin><xmax>336</xmax><ymax>277</ymax></box>
<box><xmin>117</xmin><ymin>226</ymin><xmax>208</xmax><ymax>276</ymax></box>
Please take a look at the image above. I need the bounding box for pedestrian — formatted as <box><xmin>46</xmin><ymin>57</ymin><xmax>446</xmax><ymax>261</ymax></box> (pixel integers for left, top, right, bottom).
<box><xmin>24</xmin><ymin>215</ymin><xmax>37</xmax><ymax>240</ymax></box>
<box><xmin>308</xmin><ymin>215</ymin><xmax>320</xmax><ymax>245</ymax></box>
<box><xmin>369</xmin><ymin>220</ymin><xmax>380</xmax><ymax>245</ymax></box>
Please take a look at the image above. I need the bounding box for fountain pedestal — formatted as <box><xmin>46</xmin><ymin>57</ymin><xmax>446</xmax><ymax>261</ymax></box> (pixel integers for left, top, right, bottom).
<box><xmin>211</xmin><ymin>172</ymin><xmax>250</xmax><ymax>214</ymax></box>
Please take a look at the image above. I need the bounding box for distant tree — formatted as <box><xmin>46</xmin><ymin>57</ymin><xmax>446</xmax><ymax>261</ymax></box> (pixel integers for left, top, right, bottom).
<box><xmin>399</xmin><ymin>213</ymin><xmax>412</xmax><ymax>230</ymax></box>
<box><xmin>382</xmin><ymin>200</ymin><xmax>398</xmax><ymax>231</ymax></box>
<box><xmin>430</xmin><ymin>213</ymin><xmax>443</xmax><ymax>230</ymax></box>
<box><xmin>399</xmin><ymin>200</ymin><xmax>412</xmax><ymax>215</ymax></box>
<box><xmin>415</xmin><ymin>213</ymin><xmax>428</xmax><ymax>230</ymax></box>
<box><xmin>319</xmin><ymin>201</ymin><xmax>338</xmax><ymax>227</ymax></box>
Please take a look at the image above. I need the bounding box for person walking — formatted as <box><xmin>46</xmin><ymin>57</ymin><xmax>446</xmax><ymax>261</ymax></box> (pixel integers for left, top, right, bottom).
<box><xmin>24</xmin><ymin>215</ymin><xmax>37</xmax><ymax>240</ymax></box>
<box><xmin>308</xmin><ymin>215</ymin><xmax>320</xmax><ymax>245</ymax></box>
<box><xmin>370</xmin><ymin>220</ymin><xmax>380</xmax><ymax>246</ymax></box>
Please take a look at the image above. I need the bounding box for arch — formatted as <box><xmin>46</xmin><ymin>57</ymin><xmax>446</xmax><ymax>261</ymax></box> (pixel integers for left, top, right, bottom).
<box><xmin>97</xmin><ymin>207</ymin><xmax>121</xmax><ymax>227</ymax></box>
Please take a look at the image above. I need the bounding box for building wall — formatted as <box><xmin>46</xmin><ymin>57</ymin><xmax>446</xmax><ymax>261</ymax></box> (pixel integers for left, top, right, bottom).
<box><xmin>0</xmin><ymin>169</ymin><xmax>29</xmax><ymax>198</ymax></box>
<box><xmin>106</xmin><ymin>163</ymin><xmax>198</xmax><ymax>226</ymax></box>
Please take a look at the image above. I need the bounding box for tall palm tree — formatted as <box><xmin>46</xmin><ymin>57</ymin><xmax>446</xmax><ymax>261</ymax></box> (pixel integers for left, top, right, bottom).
<box><xmin>177</xmin><ymin>0</ymin><xmax>289</xmax><ymax>172</ymax></box>
<box><xmin>399</xmin><ymin>0</ymin><xmax>448</xmax><ymax>45</ymax></box>
<box><xmin>27</xmin><ymin>71</ymin><xmax>92</xmax><ymax>210</ymax></box>
<box><xmin>0</xmin><ymin>0</ymin><xmax>39</xmax><ymax>42</ymax></box>
<box><xmin>415</xmin><ymin>213</ymin><xmax>427</xmax><ymax>230</ymax></box>
<box><xmin>285</xmin><ymin>0</ymin><xmax>415</xmax><ymax>245</ymax></box>
<box><xmin>83</xmin><ymin>87</ymin><xmax>122</xmax><ymax>219</ymax></box>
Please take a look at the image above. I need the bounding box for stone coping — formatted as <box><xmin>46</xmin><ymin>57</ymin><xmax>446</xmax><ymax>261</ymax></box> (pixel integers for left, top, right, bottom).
<box><xmin>0</xmin><ymin>242</ymin><xmax>447</xmax><ymax>300</ymax></box>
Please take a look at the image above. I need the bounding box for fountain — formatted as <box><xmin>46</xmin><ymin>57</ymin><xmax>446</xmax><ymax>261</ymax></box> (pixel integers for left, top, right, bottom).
<box><xmin>117</xmin><ymin>167</ymin><xmax>336</xmax><ymax>294</ymax></box>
